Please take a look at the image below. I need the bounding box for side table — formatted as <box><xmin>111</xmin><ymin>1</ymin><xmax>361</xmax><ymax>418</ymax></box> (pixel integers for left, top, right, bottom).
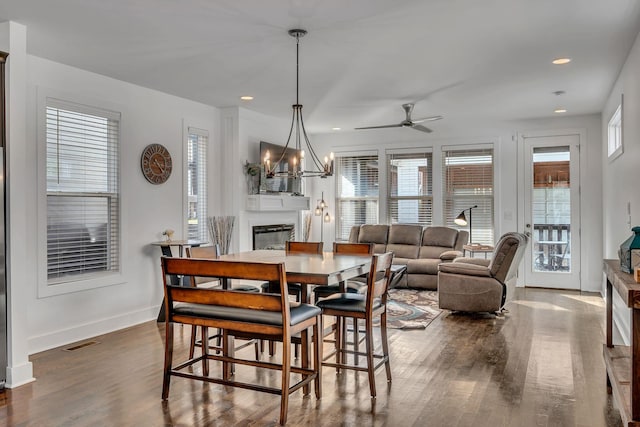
<box><xmin>463</xmin><ymin>244</ymin><xmax>494</xmax><ymax>259</ymax></box>
<box><xmin>152</xmin><ymin>239</ymin><xmax>206</xmax><ymax>322</ymax></box>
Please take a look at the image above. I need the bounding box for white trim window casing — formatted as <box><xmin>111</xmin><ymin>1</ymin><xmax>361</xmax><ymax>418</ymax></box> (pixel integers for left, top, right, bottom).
<box><xmin>187</xmin><ymin>127</ymin><xmax>208</xmax><ymax>241</ymax></box>
<box><xmin>45</xmin><ymin>98</ymin><xmax>120</xmax><ymax>284</ymax></box>
<box><xmin>608</xmin><ymin>99</ymin><xmax>623</xmax><ymax>160</ymax></box>
<box><xmin>442</xmin><ymin>147</ymin><xmax>494</xmax><ymax>245</ymax></box>
<box><xmin>387</xmin><ymin>150</ymin><xmax>433</xmax><ymax>226</ymax></box>
<box><xmin>335</xmin><ymin>153</ymin><xmax>379</xmax><ymax>241</ymax></box>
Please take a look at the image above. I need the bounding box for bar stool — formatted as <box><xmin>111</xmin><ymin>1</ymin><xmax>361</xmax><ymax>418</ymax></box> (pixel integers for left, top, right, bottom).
<box><xmin>316</xmin><ymin>252</ymin><xmax>394</xmax><ymax>398</ymax></box>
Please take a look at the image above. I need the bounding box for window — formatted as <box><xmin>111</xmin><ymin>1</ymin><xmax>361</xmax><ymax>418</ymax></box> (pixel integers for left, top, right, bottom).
<box><xmin>442</xmin><ymin>147</ymin><xmax>494</xmax><ymax>245</ymax></box>
<box><xmin>387</xmin><ymin>150</ymin><xmax>432</xmax><ymax>225</ymax></box>
<box><xmin>608</xmin><ymin>98</ymin><xmax>623</xmax><ymax>160</ymax></box>
<box><xmin>335</xmin><ymin>153</ymin><xmax>379</xmax><ymax>240</ymax></box>
<box><xmin>187</xmin><ymin>128</ymin><xmax>208</xmax><ymax>241</ymax></box>
<box><xmin>46</xmin><ymin>99</ymin><xmax>120</xmax><ymax>282</ymax></box>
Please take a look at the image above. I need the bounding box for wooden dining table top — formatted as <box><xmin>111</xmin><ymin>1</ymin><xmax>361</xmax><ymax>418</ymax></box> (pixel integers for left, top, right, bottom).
<box><xmin>218</xmin><ymin>249</ymin><xmax>372</xmax><ymax>286</ymax></box>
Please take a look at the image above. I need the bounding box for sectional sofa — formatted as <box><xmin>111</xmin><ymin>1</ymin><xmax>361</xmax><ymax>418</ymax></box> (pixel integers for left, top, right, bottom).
<box><xmin>348</xmin><ymin>224</ymin><xmax>468</xmax><ymax>290</ymax></box>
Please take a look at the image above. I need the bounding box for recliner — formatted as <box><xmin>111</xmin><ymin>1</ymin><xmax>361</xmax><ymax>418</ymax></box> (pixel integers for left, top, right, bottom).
<box><xmin>437</xmin><ymin>232</ymin><xmax>528</xmax><ymax>313</ymax></box>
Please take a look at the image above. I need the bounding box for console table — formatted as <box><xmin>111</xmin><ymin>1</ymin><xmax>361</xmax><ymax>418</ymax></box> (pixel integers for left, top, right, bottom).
<box><xmin>603</xmin><ymin>259</ymin><xmax>640</xmax><ymax>426</ymax></box>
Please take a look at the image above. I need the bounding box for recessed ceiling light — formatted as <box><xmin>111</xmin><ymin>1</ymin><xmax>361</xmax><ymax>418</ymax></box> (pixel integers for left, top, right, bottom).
<box><xmin>554</xmin><ymin>108</ymin><xmax>567</xmax><ymax>113</ymax></box>
<box><xmin>552</xmin><ymin>58</ymin><xmax>571</xmax><ymax>65</ymax></box>
<box><xmin>240</xmin><ymin>96</ymin><xmax>254</xmax><ymax>101</ymax></box>
<box><xmin>332</xmin><ymin>127</ymin><xmax>341</xmax><ymax>131</ymax></box>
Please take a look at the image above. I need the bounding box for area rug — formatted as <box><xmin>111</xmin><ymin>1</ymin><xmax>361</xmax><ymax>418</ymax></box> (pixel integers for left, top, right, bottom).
<box><xmin>380</xmin><ymin>289</ymin><xmax>442</xmax><ymax>330</ymax></box>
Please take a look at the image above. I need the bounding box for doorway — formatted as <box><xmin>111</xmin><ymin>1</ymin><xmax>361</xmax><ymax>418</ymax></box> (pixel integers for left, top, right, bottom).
<box><xmin>520</xmin><ymin>133</ymin><xmax>581</xmax><ymax>290</ymax></box>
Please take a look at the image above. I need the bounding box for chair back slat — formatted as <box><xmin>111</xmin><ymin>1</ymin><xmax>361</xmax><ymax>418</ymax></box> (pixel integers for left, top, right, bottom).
<box><xmin>333</xmin><ymin>242</ymin><xmax>374</xmax><ymax>255</ymax></box>
<box><xmin>366</xmin><ymin>252</ymin><xmax>393</xmax><ymax>306</ymax></box>
<box><xmin>186</xmin><ymin>244</ymin><xmax>220</xmax><ymax>259</ymax></box>
<box><xmin>286</xmin><ymin>241</ymin><xmax>323</xmax><ymax>254</ymax></box>
<box><xmin>161</xmin><ymin>257</ymin><xmax>289</xmax><ymax>314</ymax></box>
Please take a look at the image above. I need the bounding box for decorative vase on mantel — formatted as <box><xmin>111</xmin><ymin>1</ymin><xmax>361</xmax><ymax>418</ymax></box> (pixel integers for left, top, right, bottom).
<box><xmin>244</xmin><ymin>161</ymin><xmax>261</xmax><ymax>195</ymax></box>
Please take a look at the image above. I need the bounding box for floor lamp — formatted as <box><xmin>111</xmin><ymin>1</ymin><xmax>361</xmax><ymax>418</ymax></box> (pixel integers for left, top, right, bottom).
<box><xmin>454</xmin><ymin>205</ymin><xmax>478</xmax><ymax>244</ymax></box>
<box><xmin>315</xmin><ymin>192</ymin><xmax>331</xmax><ymax>243</ymax></box>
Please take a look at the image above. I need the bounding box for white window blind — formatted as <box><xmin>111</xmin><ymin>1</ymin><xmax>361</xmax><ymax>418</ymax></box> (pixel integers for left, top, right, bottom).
<box><xmin>46</xmin><ymin>99</ymin><xmax>120</xmax><ymax>281</ymax></box>
<box><xmin>387</xmin><ymin>151</ymin><xmax>432</xmax><ymax>225</ymax></box>
<box><xmin>442</xmin><ymin>147</ymin><xmax>494</xmax><ymax>245</ymax></box>
<box><xmin>335</xmin><ymin>154</ymin><xmax>379</xmax><ymax>240</ymax></box>
<box><xmin>187</xmin><ymin>128</ymin><xmax>208</xmax><ymax>241</ymax></box>
<box><xmin>608</xmin><ymin>102</ymin><xmax>622</xmax><ymax>159</ymax></box>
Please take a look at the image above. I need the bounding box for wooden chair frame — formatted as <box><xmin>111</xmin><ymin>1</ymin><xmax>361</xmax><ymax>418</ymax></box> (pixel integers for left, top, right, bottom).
<box><xmin>161</xmin><ymin>256</ymin><xmax>322</xmax><ymax>425</ymax></box>
<box><xmin>185</xmin><ymin>245</ymin><xmax>260</xmax><ymax>360</ymax></box>
<box><xmin>319</xmin><ymin>252</ymin><xmax>393</xmax><ymax>398</ymax></box>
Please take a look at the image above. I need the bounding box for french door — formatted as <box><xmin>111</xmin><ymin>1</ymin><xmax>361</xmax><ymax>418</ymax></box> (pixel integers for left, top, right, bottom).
<box><xmin>520</xmin><ymin>133</ymin><xmax>581</xmax><ymax>290</ymax></box>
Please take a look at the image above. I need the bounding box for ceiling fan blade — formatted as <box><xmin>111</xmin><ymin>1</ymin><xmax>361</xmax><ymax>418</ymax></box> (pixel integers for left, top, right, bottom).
<box><xmin>355</xmin><ymin>123</ymin><xmax>403</xmax><ymax>130</ymax></box>
<box><xmin>411</xmin><ymin>124</ymin><xmax>433</xmax><ymax>133</ymax></box>
<box><xmin>411</xmin><ymin>115</ymin><xmax>443</xmax><ymax>124</ymax></box>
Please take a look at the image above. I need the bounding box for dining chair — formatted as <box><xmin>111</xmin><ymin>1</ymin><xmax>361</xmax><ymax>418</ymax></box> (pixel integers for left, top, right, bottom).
<box><xmin>161</xmin><ymin>256</ymin><xmax>322</xmax><ymax>426</ymax></box>
<box><xmin>316</xmin><ymin>251</ymin><xmax>394</xmax><ymax>398</ymax></box>
<box><xmin>261</xmin><ymin>241</ymin><xmax>323</xmax><ymax>299</ymax></box>
<box><xmin>185</xmin><ymin>245</ymin><xmax>261</xmax><ymax>360</ymax></box>
<box><xmin>312</xmin><ymin>242</ymin><xmax>374</xmax><ymax>362</ymax></box>
<box><xmin>262</xmin><ymin>241</ymin><xmax>323</xmax><ymax>357</ymax></box>
<box><xmin>313</xmin><ymin>242</ymin><xmax>374</xmax><ymax>300</ymax></box>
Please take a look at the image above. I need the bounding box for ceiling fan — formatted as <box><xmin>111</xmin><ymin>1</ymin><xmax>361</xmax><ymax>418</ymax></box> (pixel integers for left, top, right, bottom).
<box><xmin>355</xmin><ymin>103</ymin><xmax>443</xmax><ymax>133</ymax></box>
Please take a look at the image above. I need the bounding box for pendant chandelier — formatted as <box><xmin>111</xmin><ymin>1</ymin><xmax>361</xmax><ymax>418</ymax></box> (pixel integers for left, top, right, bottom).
<box><xmin>263</xmin><ymin>29</ymin><xmax>334</xmax><ymax>179</ymax></box>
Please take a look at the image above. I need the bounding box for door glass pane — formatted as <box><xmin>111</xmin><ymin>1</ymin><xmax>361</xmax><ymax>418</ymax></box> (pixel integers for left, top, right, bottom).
<box><xmin>531</xmin><ymin>146</ymin><xmax>571</xmax><ymax>272</ymax></box>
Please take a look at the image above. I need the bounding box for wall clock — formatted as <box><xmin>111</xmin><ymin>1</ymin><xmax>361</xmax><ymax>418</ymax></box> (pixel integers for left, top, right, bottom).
<box><xmin>141</xmin><ymin>143</ymin><xmax>172</xmax><ymax>184</ymax></box>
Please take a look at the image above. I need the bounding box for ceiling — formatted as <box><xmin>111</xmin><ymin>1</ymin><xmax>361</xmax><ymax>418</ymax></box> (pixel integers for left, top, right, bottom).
<box><xmin>1</xmin><ymin>0</ymin><xmax>640</xmax><ymax>135</ymax></box>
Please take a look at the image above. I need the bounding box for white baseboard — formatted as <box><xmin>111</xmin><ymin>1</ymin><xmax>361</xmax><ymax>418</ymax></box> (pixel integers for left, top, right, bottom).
<box><xmin>27</xmin><ymin>305</ymin><xmax>161</xmax><ymax>355</ymax></box>
<box><xmin>6</xmin><ymin>361</ymin><xmax>35</xmax><ymax>388</ymax></box>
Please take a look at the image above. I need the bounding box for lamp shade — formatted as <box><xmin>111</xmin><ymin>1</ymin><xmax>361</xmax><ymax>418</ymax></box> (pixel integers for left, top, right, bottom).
<box><xmin>454</xmin><ymin>211</ymin><xmax>468</xmax><ymax>226</ymax></box>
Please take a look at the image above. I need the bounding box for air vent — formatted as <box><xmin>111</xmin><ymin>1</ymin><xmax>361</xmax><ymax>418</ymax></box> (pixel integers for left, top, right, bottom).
<box><xmin>63</xmin><ymin>340</ymin><xmax>100</xmax><ymax>352</ymax></box>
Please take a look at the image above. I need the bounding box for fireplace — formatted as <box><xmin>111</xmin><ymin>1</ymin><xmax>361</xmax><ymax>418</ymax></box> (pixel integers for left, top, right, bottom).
<box><xmin>253</xmin><ymin>224</ymin><xmax>295</xmax><ymax>250</ymax></box>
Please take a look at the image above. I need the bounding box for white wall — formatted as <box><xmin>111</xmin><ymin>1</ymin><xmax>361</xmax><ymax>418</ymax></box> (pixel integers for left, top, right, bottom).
<box><xmin>220</xmin><ymin>106</ymin><xmax>298</xmax><ymax>253</ymax></box>
<box><xmin>601</xmin><ymin>30</ymin><xmax>640</xmax><ymax>345</ymax></box>
<box><xmin>0</xmin><ymin>20</ymin><xmax>222</xmax><ymax>387</ymax></box>
<box><xmin>23</xmin><ymin>56</ymin><xmax>219</xmax><ymax>355</ymax></box>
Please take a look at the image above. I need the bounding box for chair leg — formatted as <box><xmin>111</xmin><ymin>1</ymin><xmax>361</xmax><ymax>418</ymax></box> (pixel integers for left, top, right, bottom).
<box><xmin>380</xmin><ymin>309</ymin><xmax>392</xmax><ymax>383</ymax></box>
<box><xmin>162</xmin><ymin>322</ymin><xmax>174</xmax><ymax>399</ymax></box>
<box><xmin>201</xmin><ymin>326</ymin><xmax>209</xmax><ymax>377</ymax></box>
<box><xmin>365</xmin><ymin>317</ymin><xmax>376</xmax><ymax>398</ymax></box>
<box><xmin>254</xmin><ymin>340</ymin><xmax>260</xmax><ymax>360</ymax></box>
<box><xmin>314</xmin><ymin>316</ymin><xmax>323</xmax><ymax>399</ymax></box>
<box><xmin>353</xmin><ymin>319</ymin><xmax>359</xmax><ymax>366</ymax></box>
<box><xmin>279</xmin><ymin>336</ymin><xmax>292</xmax><ymax>426</ymax></box>
<box><xmin>189</xmin><ymin>325</ymin><xmax>197</xmax><ymax>359</ymax></box>
<box><xmin>334</xmin><ymin>316</ymin><xmax>342</xmax><ymax>374</ymax></box>
<box><xmin>269</xmin><ymin>340</ymin><xmax>276</xmax><ymax>357</ymax></box>
<box><xmin>300</xmin><ymin>328</ymin><xmax>310</xmax><ymax>396</ymax></box>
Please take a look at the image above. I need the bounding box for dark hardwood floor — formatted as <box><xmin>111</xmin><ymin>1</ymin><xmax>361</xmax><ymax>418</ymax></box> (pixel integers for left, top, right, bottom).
<box><xmin>0</xmin><ymin>288</ymin><xmax>623</xmax><ymax>426</ymax></box>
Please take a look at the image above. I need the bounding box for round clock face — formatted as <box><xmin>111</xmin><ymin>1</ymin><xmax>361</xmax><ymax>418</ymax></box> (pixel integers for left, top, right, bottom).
<box><xmin>141</xmin><ymin>143</ymin><xmax>172</xmax><ymax>184</ymax></box>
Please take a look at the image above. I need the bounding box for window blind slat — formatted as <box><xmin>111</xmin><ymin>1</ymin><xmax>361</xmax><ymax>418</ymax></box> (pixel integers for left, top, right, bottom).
<box><xmin>442</xmin><ymin>148</ymin><xmax>494</xmax><ymax>245</ymax></box>
<box><xmin>387</xmin><ymin>151</ymin><xmax>432</xmax><ymax>225</ymax></box>
<box><xmin>187</xmin><ymin>132</ymin><xmax>208</xmax><ymax>241</ymax></box>
<box><xmin>46</xmin><ymin>100</ymin><xmax>119</xmax><ymax>281</ymax></box>
<box><xmin>335</xmin><ymin>154</ymin><xmax>379</xmax><ymax>240</ymax></box>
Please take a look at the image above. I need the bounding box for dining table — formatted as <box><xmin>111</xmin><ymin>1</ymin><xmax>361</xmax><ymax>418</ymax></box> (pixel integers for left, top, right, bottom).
<box><xmin>218</xmin><ymin>249</ymin><xmax>373</xmax><ymax>303</ymax></box>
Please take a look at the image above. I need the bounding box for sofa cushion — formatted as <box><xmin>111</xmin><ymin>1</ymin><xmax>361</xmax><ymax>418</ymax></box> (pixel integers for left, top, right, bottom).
<box><xmin>406</xmin><ymin>258</ymin><xmax>442</xmax><ymax>275</ymax></box>
<box><xmin>422</xmin><ymin>226</ymin><xmax>459</xmax><ymax>248</ymax></box>
<box><xmin>357</xmin><ymin>224</ymin><xmax>389</xmax><ymax>254</ymax></box>
<box><xmin>386</xmin><ymin>224</ymin><xmax>422</xmax><ymax>259</ymax></box>
<box><xmin>418</xmin><ymin>246</ymin><xmax>450</xmax><ymax>259</ymax></box>
<box><xmin>388</xmin><ymin>224</ymin><xmax>423</xmax><ymax>245</ymax></box>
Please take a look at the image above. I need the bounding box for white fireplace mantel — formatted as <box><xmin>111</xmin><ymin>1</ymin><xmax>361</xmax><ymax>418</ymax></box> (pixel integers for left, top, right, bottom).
<box><xmin>246</xmin><ymin>194</ymin><xmax>310</xmax><ymax>211</ymax></box>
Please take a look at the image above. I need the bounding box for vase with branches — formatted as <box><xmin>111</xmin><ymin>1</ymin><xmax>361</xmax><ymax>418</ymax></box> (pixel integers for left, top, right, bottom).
<box><xmin>208</xmin><ymin>216</ymin><xmax>235</xmax><ymax>255</ymax></box>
